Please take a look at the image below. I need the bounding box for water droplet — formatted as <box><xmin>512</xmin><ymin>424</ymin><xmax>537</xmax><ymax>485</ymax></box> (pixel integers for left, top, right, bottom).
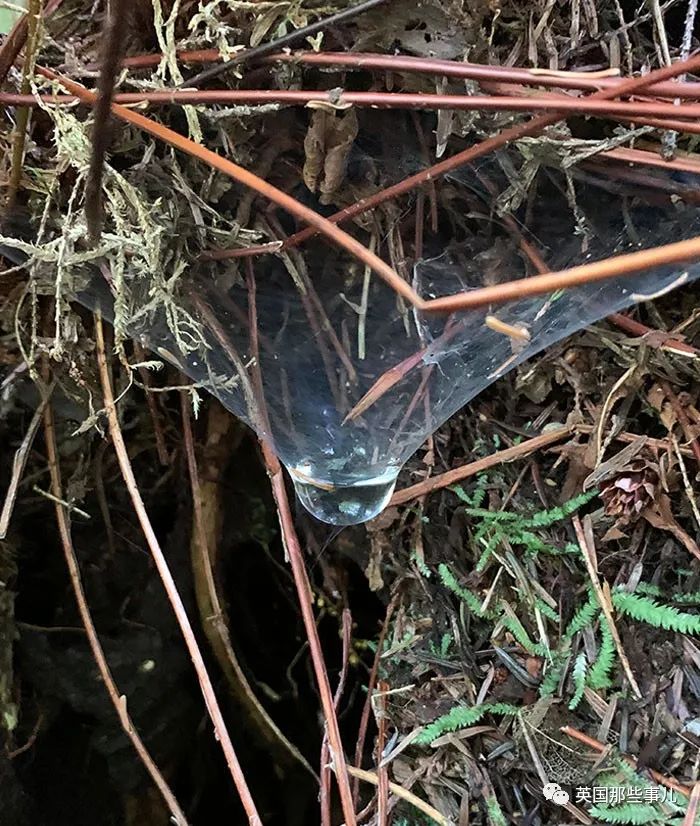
<box><xmin>290</xmin><ymin>468</ymin><xmax>399</xmax><ymax>525</ymax></box>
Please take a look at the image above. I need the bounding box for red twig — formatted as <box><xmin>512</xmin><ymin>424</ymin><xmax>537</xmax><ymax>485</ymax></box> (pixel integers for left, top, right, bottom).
<box><xmin>390</xmin><ymin>427</ymin><xmax>573</xmax><ymax>506</ymax></box>
<box><xmin>10</xmin><ymin>89</ymin><xmax>700</xmax><ymax>120</ymax></box>
<box><xmin>35</xmin><ymin>56</ymin><xmax>700</xmax><ymax>313</ymax></box>
<box><xmin>321</xmin><ymin>608</ymin><xmax>353</xmax><ymax>826</ymax></box>
<box><xmin>114</xmin><ymin>48</ymin><xmax>700</xmax><ymax>102</ymax></box>
<box><xmin>41</xmin><ymin>380</ymin><xmax>189</xmax><ymax>825</ymax></box>
<box><xmin>261</xmin><ymin>442</ymin><xmax>358</xmax><ymax>826</ymax></box>
<box><xmin>206</xmin><ymin>52</ymin><xmax>700</xmax><ymax>289</ymax></box>
<box><xmin>94</xmin><ymin>315</ymin><xmax>263</xmax><ymax>826</ymax></box>
<box><xmin>607</xmin><ymin>313</ymin><xmax>698</xmax><ymax>356</ymax></box>
<box><xmin>561</xmin><ymin>726</ymin><xmax>691</xmax><ymax>797</ymax></box>
<box><xmin>376</xmin><ymin>680</ymin><xmax>390</xmax><ymax>826</ymax></box>
<box><xmin>353</xmin><ymin>593</ymin><xmax>399</xmax><ymax>804</ymax></box>
<box><xmin>0</xmin><ymin>0</ymin><xmax>63</xmax><ymax>85</ymax></box>
<box><xmin>662</xmin><ymin>381</ymin><xmax>700</xmax><ymax>465</ymax></box>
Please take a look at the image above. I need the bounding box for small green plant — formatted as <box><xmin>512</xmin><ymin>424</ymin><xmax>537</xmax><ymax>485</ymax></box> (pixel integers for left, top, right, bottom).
<box><xmin>613</xmin><ymin>590</ymin><xmax>700</xmax><ymax>635</ymax></box>
<box><xmin>451</xmin><ymin>485</ymin><xmax>597</xmax><ymax>569</ymax></box>
<box><xmin>587</xmin><ymin>620</ymin><xmax>616</xmax><ymax>690</ymax></box>
<box><xmin>588</xmin><ymin>803</ymin><xmax>667</xmax><ymax>824</ymax></box>
<box><xmin>415</xmin><ymin>702</ymin><xmax>519</xmax><ymax>744</ymax></box>
<box><xmin>565</xmin><ymin>590</ymin><xmax>599</xmax><ymax>638</ymax></box>
<box><xmin>438</xmin><ymin>563</ymin><xmax>547</xmax><ymax>655</ymax></box>
<box><xmin>437</xmin><ymin>563</ymin><xmax>485</xmax><ymax>616</ymax></box>
<box><xmin>569</xmin><ymin>651</ymin><xmax>587</xmax><ymax>709</ymax></box>
<box><xmin>429</xmin><ymin>632</ymin><xmax>453</xmax><ymax>659</ymax></box>
<box><xmin>484</xmin><ymin>794</ymin><xmax>508</xmax><ymax>826</ymax></box>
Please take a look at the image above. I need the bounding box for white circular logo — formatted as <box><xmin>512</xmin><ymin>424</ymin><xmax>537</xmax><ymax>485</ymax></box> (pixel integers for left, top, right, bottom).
<box><xmin>542</xmin><ymin>782</ymin><xmax>570</xmax><ymax>805</ymax></box>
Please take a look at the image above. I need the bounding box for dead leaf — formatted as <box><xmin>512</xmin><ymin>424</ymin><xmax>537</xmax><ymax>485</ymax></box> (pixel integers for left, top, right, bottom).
<box><xmin>303</xmin><ymin>108</ymin><xmax>358</xmax><ymax>205</ymax></box>
<box><xmin>643</xmin><ymin>493</ymin><xmax>700</xmax><ymax>562</ymax></box>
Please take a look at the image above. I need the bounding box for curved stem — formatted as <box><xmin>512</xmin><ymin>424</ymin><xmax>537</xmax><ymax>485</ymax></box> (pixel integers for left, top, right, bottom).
<box><xmin>94</xmin><ymin>314</ymin><xmax>263</xmax><ymax>826</ymax></box>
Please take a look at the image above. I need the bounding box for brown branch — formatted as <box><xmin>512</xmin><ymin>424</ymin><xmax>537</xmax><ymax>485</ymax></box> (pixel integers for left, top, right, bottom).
<box><xmin>93</xmin><ymin>314</ymin><xmax>263</xmax><ymax>825</ymax></box>
<box><xmin>114</xmin><ymin>48</ymin><xmax>700</xmax><ymax>102</ymax></box>
<box><xmin>5</xmin><ymin>0</ymin><xmax>42</xmax><ymax>210</ymax></box>
<box><xmin>560</xmin><ymin>725</ymin><xmax>691</xmax><ymax>797</ymax></box>
<box><xmin>390</xmin><ymin>427</ymin><xmax>573</xmax><ymax>506</ymax></box>
<box><xmin>608</xmin><ymin>313</ymin><xmax>699</xmax><ymax>357</ymax></box>
<box><xmin>180</xmin><ymin>391</ymin><xmax>317</xmax><ymax>780</ymax></box>
<box><xmin>346</xmin><ymin>765</ymin><xmax>449</xmax><ymax>826</ymax></box>
<box><xmin>260</xmin><ymin>441</ymin><xmax>358</xmax><ymax>826</ymax></box>
<box><xmin>41</xmin><ymin>376</ymin><xmax>189</xmax><ymax>825</ymax></box>
<box><xmin>422</xmin><ymin>234</ymin><xmax>700</xmax><ymax>313</ymax></box>
<box><xmin>0</xmin><ymin>0</ymin><xmax>62</xmax><ymax>85</ymax></box>
<box><xmin>321</xmin><ymin>608</ymin><xmax>352</xmax><ymax>826</ymax></box>
<box><xmin>208</xmin><ymin>50</ymin><xmax>700</xmax><ymax>263</ymax></box>
<box><xmin>352</xmin><ymin>593</ymin><xmax>399</xmax><ymax>805</ymax></box>
<box><xmin>11</xmin><ymin>89</ymin><xmax>700</xmax><ymax>120</ymax></box>
<box><xmin>33</xmin><ymin>61</ymin><xmax>700</xmax><ymax>314</ymax></box>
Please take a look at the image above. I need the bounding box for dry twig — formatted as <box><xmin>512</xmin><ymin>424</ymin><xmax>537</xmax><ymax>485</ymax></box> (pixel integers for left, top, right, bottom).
<box><xmin>41</xmin><ymin>378</ymin><xmax>189</xmax><ymax>825</ymax></box>
<box><xmin>94</xmin><ymin>314</ymin><xmax>263</xmax><ymax>826</ymax></box>
<box><xmin>261</xmin><ymin>441</ymin><xmax>357</xmax><ymax>826</ymax></box>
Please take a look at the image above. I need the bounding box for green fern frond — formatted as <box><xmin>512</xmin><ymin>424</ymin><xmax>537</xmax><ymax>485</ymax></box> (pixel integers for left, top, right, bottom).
<box><xmin>484</xmin><ymin>794</ymin><xmax>508</xmax><ymax>826</ymax></box>
<box><xmin>439</xmin><ymin>632</ymin><xmax>453</xmax><ymax>658</ymax></box>
<box><xmin>569</xmin><ymin>651</ymin><xmax>587</xmax><ymax>709</ymax></box>
<box><xmin>452</xmin><ymin>476</ymin><xmax>490</xmax><ymax>509</ymax></box>
<box><xmin>588</xmin><ymin>621</ymin><xmax>616</xmax><ymax>690</ymax></box>
<box><xmin>525</xmin><ymin>489</ymin><xmax>599</xmax><ymax>528</ymax></box>
<box><xmin>509</xmin><ymin>528</ymin><xmax>552</xmax><ymax>554</ymax></box>
<box><xmin>613</xmin><ymin>590</ymin><xmax>700</xmax><ymax>635</ymax></box>
<box><xmin>535</xmin><ymin>598</ymin><xmax>560</xmax><ymax>623</ymax></box>
<box><xmin>415</xmin><ymin>702</ymin><xmax>519</xmax><ymax>744</ymax></box>
<box><xmin>499</xmin><ymin>611</ymin><xmax>548</xmax><ymax>656</ymax></box>
<box><xmin>636</xmin><ymin>581</ymin><xmax>700</xmax><ymax>606</ymax></box>
<box><xmin>539</xmin><ymin>655</ymin><xmax>565</xmax><ymax>698</ymax></box>
<box><xmin>476</xmin><ymin>531</ymin><xmax>501</xmax><ymax>572</ymax></box>
<box><xmin>451</xmin><ymin>485</ymin><xmax>472</xmax><ymax>504</ymax></box>
<box><xmin>411</xmin><ymin>550</ymin><xmax>432</xmax><ymax>579</ymax></box>
<box><xmin>565</xmin><ymin>591</ymin><xmax>598</xmax><ymax>639</ymax></box>
<box><xmin>438</xmin><ymin>564</ymin><xmax>487</xmax><ymax>616</ymax></box>
<box><xmin>588</xmin><ymin>804</ymin><xmax>664</xmax><ymax>824</ymax></box>
<box><xmin>461</xmin><ymin>506</ymin><xmax>520</xmax><ymax>523</ymax></box>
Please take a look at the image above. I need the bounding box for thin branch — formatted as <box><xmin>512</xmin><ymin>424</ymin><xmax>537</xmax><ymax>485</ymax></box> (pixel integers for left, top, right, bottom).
<box><xmin>346</xmin><ymin>764</ymin><xmax>450</xmax><ymax>826</ymax></box>
<box><xmin>12</xmin><ymin>89</ymin><xmax>700</xmax><ymax>120</ymax></box>
<box><xmin>561</xmin><ymin>725</ymin><xmax>691</xmax><ymax>797</ymax></box>
<box><xmin>0</xmin><ymin>0</ymin><xmax>63</xmax><ymax>85</ymax></box>
<box><xmin>260</xmin><ymin>441</ymin><xmax>358</xmax><ymax>826</ymax></box>
<box><xmin>41</xmin><ymin>383</ymin><xmax>189</xmax><ymax>826</ymax></box>
<box><xmin>5</xmin><ymin>0</ymin><xmax>42</xmax><ymax>209</ymax></box>
<box><xmin>115</xmin><ymin>48</ymin><xmax>700</xmax><ymax>101</ymax></box>
<box><xmin>321</xmin><ymin>608</ymin><xmax>352</xmax><ymax>826</ymax></box>
<box><xmin>0</xmin><ymin>395</ymin><xmax>49</xmax><ymax>539</ymax></box>
<box><xmin>212</xmin><ymin>51</ymin><xmax>700</xmax><ymax>268</ymax></box>
<box><xmin>180</xmin><ymin>390</ymin><xmax>317</xmax><ymax>780</ymax></box>
<box><xmin>353</xmin><ymin>593</ymin><xmax>399</xmax><ymax>804</ymax></box>
<box><xmin>93</xmin><ymin>313</ymin><xmax>263</xmax><ymax>826</ymax></box>
<box><xmin>34</xmin><ymin>60</ymin><xmax>700</xmax><ymax>314</ymax></box>
<box><xmin>180</xmin><ymin>0</ymin><xmax>393</xmax><ymax>88</ymax></box>
<box><xmin>572</xmin><ymin>514</ymin><xmax>642</xmax><ymax>699</ymax></box>
<box><xmin>390</xmin><ymin>427</ymin><xmax>573</xmax><ymax>506</ymax></box>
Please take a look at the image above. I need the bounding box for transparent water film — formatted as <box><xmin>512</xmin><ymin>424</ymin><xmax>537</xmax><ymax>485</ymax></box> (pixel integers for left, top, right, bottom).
<box><xmin>78</xmin><ymin>153</ymin><xmax>700</xmax><ymax>525</ymax></box>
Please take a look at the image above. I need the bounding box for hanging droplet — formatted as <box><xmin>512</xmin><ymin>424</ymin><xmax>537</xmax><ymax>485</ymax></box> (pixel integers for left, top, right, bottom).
<box><xmin>290</xmin><ymin>467</ymin><xmax>399</xmax><ymax>525</ymax></box>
